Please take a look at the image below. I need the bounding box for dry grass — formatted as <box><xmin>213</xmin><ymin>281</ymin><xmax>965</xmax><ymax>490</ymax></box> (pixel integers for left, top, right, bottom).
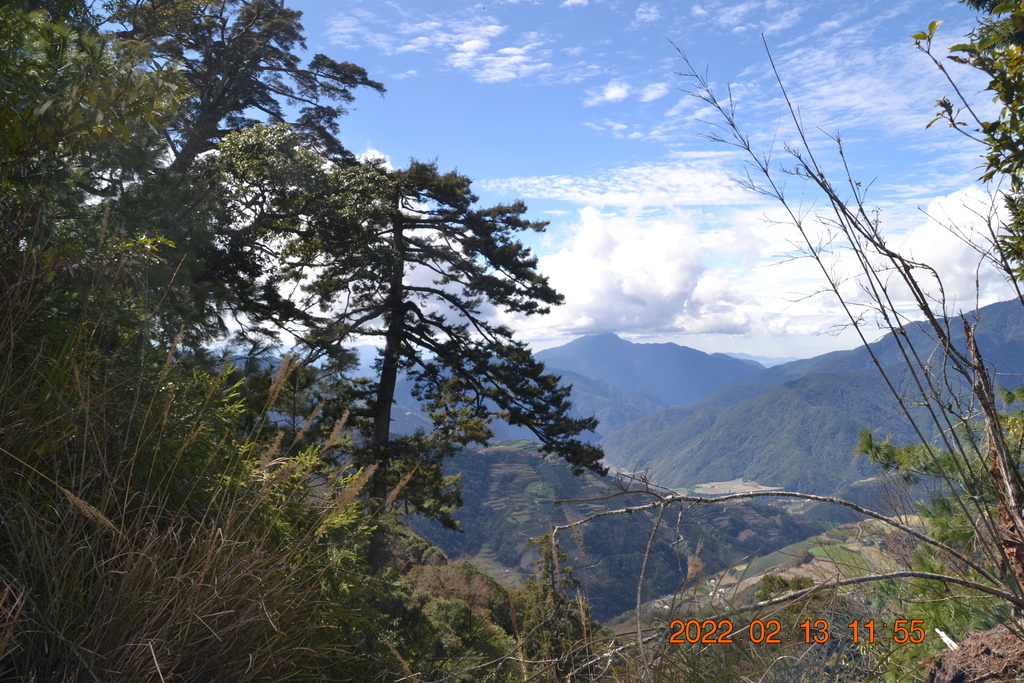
<box><xmin>0</xmin><ymin>239</ymin><xmax>374</xmax><ymax>681</ymax></box>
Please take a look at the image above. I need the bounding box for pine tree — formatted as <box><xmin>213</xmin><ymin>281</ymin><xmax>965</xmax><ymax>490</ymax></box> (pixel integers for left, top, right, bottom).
<box><xmin>209</xmin><ymin>126</ymin><xmax>605</xmax><ymax>567</ymax></box>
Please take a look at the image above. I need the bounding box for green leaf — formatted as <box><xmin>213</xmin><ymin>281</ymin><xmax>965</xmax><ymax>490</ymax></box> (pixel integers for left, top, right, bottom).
<box><xmin>992</xmin><ymin>2</ymin><xmax>1017</xmax><ymax>14</ymax></box>
<box><xmin>32</xmin><ymin>99</ymin><xmax>53</xmax><ymax>118</ymax></box>
<box><xmin>978</xmin><ymin>36</ymin><xmax>1001</xmax><ymax>51</ymax></box>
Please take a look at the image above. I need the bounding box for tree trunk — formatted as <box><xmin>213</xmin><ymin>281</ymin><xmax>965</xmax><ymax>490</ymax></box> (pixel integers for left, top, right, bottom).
<box><xmin>367</xmin><ymin>216</ymin><xmax>406</xmax><ymax>572</ymax></box>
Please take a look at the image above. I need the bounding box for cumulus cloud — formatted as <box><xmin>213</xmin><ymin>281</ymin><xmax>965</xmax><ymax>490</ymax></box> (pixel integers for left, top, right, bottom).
<box><xmin>891</xmin><ymin>188</ymin><xmax>1015</xmax><ymax>314</ymax></box>
<box><xmin>584</xmin><ymin>79</ymin><xmax>633</xmax><ymax>106</ymax></box>
<box><xmin>484</xmin><ymin>158</ymin><xmax>784</xmax><ymax>339</ymax></box>
<box><xmin>486</xmin><ymin>160</ymin><xmax>1012</xmax><ymax>346</ymax></box>
<box><xmin>688</xmin><ymin>186</ymin><xmax>1019</xmax><ymax>349</ymax></box>
<box><xmin>357</xmin><ymin>148</ymin><xmax>393</xmax><ymax>170</ymax></box>
<box><xmin>499</xmin><ymin>203</ymin><xmax>814</xmax><ymax>340</ymax></box>
<box><xmin>522</xmin><ymin>207</ymin><xmax>708</xmax><ymax>335</ymax></box>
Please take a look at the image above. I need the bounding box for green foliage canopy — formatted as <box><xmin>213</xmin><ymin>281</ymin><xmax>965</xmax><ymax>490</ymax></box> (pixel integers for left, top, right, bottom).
<box><xmin>207</xmin><ymin>125</ymin><xmax>605</xmax><ymax>535</ymax></box>
<box><xmin>107</xmin><ymin>0</ymin><xmax>385</xmax><ymax>170</ymax></box>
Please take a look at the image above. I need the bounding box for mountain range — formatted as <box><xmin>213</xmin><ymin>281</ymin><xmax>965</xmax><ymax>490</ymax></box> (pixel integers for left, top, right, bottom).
<box><xmin>401</xmin><ymin>300</ymin><xmax>1024</xmax><ymax>624</ymax></box>
<box><xmin>384</xmin><ymin>299</ymin><xmax>1024</xmax><ymax>497</ymax></box>
<box><xmin>538</xmin><ymin>299</ymin><xmax>1024</xmax><ymax>495</ymax></box>
<box><xmin>534</xmin><ymin>332</ymin><xmax>761</xmax><ymax>407</ymax></box>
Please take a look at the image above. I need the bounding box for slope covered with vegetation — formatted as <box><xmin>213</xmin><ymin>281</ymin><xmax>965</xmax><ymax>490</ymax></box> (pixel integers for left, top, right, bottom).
<box><xmin>535</xmin><ymin>332</ymin><xmax>762</xmax><ymax>407</ymax></box>
<box><xmin>10</xmin><ymin>0</ymin><xmax>1024</xmax><ymax>680</ymax></box>
<box><xmin>406</xmin><ymin>441</ymin><xmax>823</xmax><ymax>623</ymax></box>
<box><xmin>598</xmin><ymin>299</ymin><xmax>1024</xmax><ymax>495</ymax></box>
<box><xmin>0</xmin><ymin>1</ymin><xmax>607</xmax><ymax>679</ymax></box>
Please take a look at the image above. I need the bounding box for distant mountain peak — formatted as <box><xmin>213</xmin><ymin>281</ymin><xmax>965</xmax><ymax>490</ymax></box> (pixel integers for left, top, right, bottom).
<box><xmin>572</xmin><ymin>331</ymin><xmax>628</xmax><ymax>345</ymax></box>
<box><xmin>598</xmin><ymin>298</ymin><xmax>1024</xmax><ymax>496</ymax></box>
<box><xmin>535</xmin><ymin>333</ymin><xmax>761</xmax><ymax>407</ymax></box>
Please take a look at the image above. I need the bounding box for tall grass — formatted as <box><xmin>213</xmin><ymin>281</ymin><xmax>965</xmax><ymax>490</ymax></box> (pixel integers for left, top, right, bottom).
<box><xmin>0</xmin><ymin>226</ymin><xmax>373</xmax><ymax>681</ymax></box>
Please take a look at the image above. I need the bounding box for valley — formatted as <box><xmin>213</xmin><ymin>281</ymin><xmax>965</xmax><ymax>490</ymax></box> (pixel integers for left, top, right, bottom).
<box><xmin>402</xmin><ymin>298</ymin><xmax>1024</xmax><ymax>643</ymax></box>
<box><xmin>406</xmin><ymin>440</ymin><xmax>828</xmax><ymax>623</ymax></box>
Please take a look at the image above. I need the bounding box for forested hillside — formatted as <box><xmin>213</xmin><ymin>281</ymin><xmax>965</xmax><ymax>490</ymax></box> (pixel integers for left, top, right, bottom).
<box><xmin>597</xmin><ymin>299</ymin><xmax>1024</xmax><ymax>494</ymax></box>
<box><xmin>0</xmin><ymin>0</ymin><xmax>606</xmax><ymax>679</ymax></box>
<box><xmin>404</xmin><ymin>441</ymin><xmax>822</xmax><ymax>623</ymax></box>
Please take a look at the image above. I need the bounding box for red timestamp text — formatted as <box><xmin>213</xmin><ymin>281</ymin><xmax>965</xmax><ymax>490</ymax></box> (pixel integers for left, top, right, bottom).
<box><xmin>668</xmin><ymin>618</ymin><xmax>927</xmax><ymax>645</ymax></box>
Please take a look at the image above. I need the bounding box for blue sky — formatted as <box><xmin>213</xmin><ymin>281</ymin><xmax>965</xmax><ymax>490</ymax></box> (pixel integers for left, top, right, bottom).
<box><xmin>294</xmin><ymin>0</ymin><xmax>1015</xmax><ymax>358</ymax></box>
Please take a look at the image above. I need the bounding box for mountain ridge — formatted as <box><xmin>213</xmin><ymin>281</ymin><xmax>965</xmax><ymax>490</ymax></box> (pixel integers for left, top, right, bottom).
<box><xmin>535</xmin><ymin>332</ymin><xmax>763</xmax><ymax>407</ymax></box>
<box><xmin>595</xmin><ymin>299</ymin><xmax>1024</xmax><ymax>494</ymax></box>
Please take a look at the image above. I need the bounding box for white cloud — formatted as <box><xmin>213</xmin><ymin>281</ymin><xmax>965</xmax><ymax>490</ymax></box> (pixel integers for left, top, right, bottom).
<box><xmin>714</xmin><ymin>0</ymin><xmax>759</xmax><ymax>30</ymax></box>
<box><xmin>499</xmin><ymin>201</ymin><xmax>826</xmax><ymax>340</ymax></box>
<box><xmin>693</xmin><ymin>185</ymin><xmax>1017</xmax><ymax>349</ymax></box>
<box><xmin>635</xmin><ymin>2</ymin><xmax>661</xmax><ymax>22</ymax></box>
<box><xmin>562</xmin><ymin>0</ymin><xmax>587</xmax><ymax>6</ymax></box>
<box><xmin>677</xmin><ymin>1</ymin><xmax>806</xmax><ymax>36</ymax></box>
<box><xmin>639</xmin><ymin>82</ymin><xmax>671</xmax><ymax>102</ymax></box>
<box><xmin>510</xmin><ymin>207</ymin><xmax>707</xmax><ymax>335</ymax></box>
<box><xmin>762</xmin><ymin>6</ymin><xmax>801</xmax><ymax>33</ymax></box>
<box><xmin>584</xmin><ymin>79</ymin><xmax>632</xmax><ymax>106</ymax></box>
<box><xmin>541</xmin><ymin>60</ymin><xmax>603</xmax><ymax>85</ymax></box>
<box><xmin>714</xmin><ymin>13</ymin><xmax>991</xmax><ymax>149</ymax></box>
<box><xmin>452</xmin><ymin>40</ymin><xmax>553</xmax><ymax>82</ymax></box>
<box><xmin>891</xmin><ymin>187</ymin><xmax>1015</xmax><ymax>315</ymax></box>
<box><xmin>651</xmin><ymin>11</ymin><xmax>991</xmax><ymax>206</ymax></box>
<box><xmin>485</xmin><ymin>159</ymin><xmax>780</xmax><ymax>338</ymax></box>
<box><xmin>487</xmin><ymin>156</ymin><xmax>1011</xmax><ymax>346</ymax></box>
<box><xmin>581</xmin><ymin>81</ymin><xmax>671</xmax><ymax>110</ymax></box>
<box><xmin>327</xmin><ymin>10</ymin><xmax>386</xmax><ymax>49</ymax></box>
<box><xmin>582</xmin><ymin>118</ymin><xmax>670</xmax><ymax>140</ymax></box>
<box><xmin>328</xmin><ymin>10</ymin><xmax>552</xmax><ymax>83</ymax></box>
<box><xmin>482</xmin><ymin>153</ymin><xmax>752</xmax><ymax>209</ymax></box>
<box><xmin>357</xmin><ymin>148</ymin><xmax>393</xmax><ymax>170</ymax></box>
